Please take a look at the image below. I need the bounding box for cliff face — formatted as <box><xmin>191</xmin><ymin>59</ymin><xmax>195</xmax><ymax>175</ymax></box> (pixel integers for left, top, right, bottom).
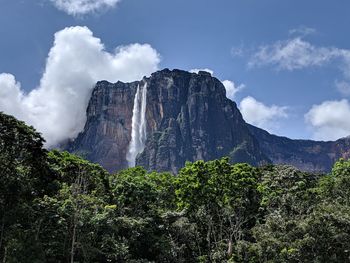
<box><xmin>67</xmin><ymin>69</ymin><xmax>268</xmax><ymax>173</ymax></box>
<box><xmin>248</xmin><ymin>124</ymin><xmax>350</xmax><ymax>172</ymax></box>
<box><xmin>67</xmin><ymin>69</ymin><xmax>350</xmax><ymax>173</ymax></box>
<box><xmin>135</xmin><ymin>69</ymin><xmax>268</xmax><ymax>173</ymax></box>
<box><xmin>65</xmin><ymin>80</ymin><xmax>138</xmax><ymax>172</ymax></box>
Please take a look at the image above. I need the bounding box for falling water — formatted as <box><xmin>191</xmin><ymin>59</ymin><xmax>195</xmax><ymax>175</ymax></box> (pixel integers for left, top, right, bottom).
<box><xmin>126</xmin><ymin>83</ymin><xmax>148</xmax><ymax>167</ymax></box>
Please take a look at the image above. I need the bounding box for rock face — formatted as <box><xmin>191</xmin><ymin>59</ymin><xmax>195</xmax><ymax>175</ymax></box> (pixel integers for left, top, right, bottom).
<box><xmin>135</xmin><ymin>69</ymin><xmax>268</xmax><ymax>173</ymax></box>
<box><xmin>65</xmin><ymin>80</ymin><xmax>139</xmax><ymax>172</ymax></box>
<box><xmin>248</xmin><ymin>124</ymin><xmax>350</xmax><ymax>172</ymax></box>
<box><xmin>66</xmin><ymin>69</ymin><xmax>268</xmax><ymax>173</ymax></box>
<box><xmin>66</xmin><ymin>69</ymin><xmax>350</xmax><ymax>173</ymax></box>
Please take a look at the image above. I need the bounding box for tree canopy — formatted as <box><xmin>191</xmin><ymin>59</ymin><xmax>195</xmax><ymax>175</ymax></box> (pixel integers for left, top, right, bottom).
<box><xmin>1</xmin><ymin>112</ymin><xmax>350</xmax><ymax>262</ymax></box>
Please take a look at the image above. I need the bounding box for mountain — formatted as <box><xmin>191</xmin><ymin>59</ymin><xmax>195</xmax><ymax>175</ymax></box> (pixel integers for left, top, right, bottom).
<box><xmin>65</xmin><ymin>69</ymin><xmax>268</xmax><ymax>173</ymax></box>
<box><xmin>248</xmin><ymin>124</ymin><xmax>350</xmax><ymax>172</ymax></box>
<box><xmin>66</xmin><ymin>69</ymin><xmax>350</xmax><ymax>173</ymax></box>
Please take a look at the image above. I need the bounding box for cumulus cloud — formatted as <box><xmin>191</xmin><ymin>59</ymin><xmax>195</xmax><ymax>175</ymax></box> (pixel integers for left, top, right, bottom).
<box><xmin>222</xmin><ymin>80</ymin><xmax>244</xmax><ymax>100</ymax></box>
<box><xmin>239</xmin><ymin>96</ymin><xmax>288</xmax><ymax>132</ymax></box>
<box><xmin>0</xmin><ymin>74</ymin><xmax>25</xmax><ymax>119</ymax></box>
<box><xmin>0</xmin><ymin>26</ymin><xmax>160</xmax><ymax>147</ymax></box>
<box><xmin>50</xmin><ymin>0</ymin><xmax>121</xmax><ymax>16</ymax></box>
<box><xmin>305</xmin><ymin>99</ymin><xmax>350</xmax><ymax>140</ymax></box>
<box><xmin>189</xmin><ymin>68</ymin><xmax>214</xmax><ymax>75</ymax></box>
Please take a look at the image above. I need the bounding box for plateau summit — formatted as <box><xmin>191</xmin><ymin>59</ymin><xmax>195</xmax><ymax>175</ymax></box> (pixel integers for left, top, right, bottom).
<box><xmin>66</xmin><ymin>69</ymin><xmax>350</xmax><ymax>173</ymax></box>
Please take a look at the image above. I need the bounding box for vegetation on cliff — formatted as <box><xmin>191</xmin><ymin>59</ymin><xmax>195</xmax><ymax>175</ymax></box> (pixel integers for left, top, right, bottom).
<box><xmin>1</xmin><ymin>111</ymin><xmax>350</xmax><ymax>262</ymax></box>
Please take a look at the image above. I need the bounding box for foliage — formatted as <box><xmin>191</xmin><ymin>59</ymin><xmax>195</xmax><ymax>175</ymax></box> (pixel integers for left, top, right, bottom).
<box><xmin>175</xmin><ymin>158</ymin><xmax>260</xmax><ymax>261</ymax></box>
<box><xmin>1</xmin><ymin>112</ymin><xmax>350</xmax><ymax>262</ymax></box>
<box><xmin>0</xmin><ymin>112</ymin><xmax>53</xmax><ymax>261</ymax></box>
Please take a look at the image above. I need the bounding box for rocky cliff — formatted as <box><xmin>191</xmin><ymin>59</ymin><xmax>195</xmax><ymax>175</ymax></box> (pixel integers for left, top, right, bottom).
<box><xmin>248</xmin><ymin>124</ymin><xmax>350</xmax><ymax>172</ymax></box>
<box><xmin>65</xmin><ymin>80</ymin><xmax>139</xmax><ymax>172</ymax></box>
<box><xmin>66</xmin><ymin>69</ymin><xmax>268</xmax><ymax>173</ymax></box>
<box><xmin>66</xmin><ymin>69</ymin><xmax>350</xmax><ymax>173</ymax></box>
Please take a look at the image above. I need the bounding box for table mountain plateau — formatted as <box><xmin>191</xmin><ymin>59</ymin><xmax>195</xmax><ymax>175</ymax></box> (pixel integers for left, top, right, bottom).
<box><xmin>65</xmin><ymin>69</ymin><xmax>350</xmax><ymax>173</ymax></box>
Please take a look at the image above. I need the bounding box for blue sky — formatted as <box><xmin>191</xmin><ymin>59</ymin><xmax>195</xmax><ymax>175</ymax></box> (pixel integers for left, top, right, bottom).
<box><xmin>1</xmin><ymin>0</ymin><xmax>350</xmax><ymax>145</ymax></box>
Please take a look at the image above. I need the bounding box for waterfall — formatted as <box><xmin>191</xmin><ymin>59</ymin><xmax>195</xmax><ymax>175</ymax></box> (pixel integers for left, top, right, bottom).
<box><xmin>127</xmin><ymin>83</ymin><xmax>148</xmax><ymax>167</ymax></box>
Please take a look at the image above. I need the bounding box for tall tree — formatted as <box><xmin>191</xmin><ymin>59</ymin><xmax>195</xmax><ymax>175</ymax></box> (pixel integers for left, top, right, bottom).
<box><xmin>0</xmin><ymin>112</ymin><xmax>51</xmax><ymax>261</ymax></box>
<box><xmin>175</xmin><ymin>158</ymin><xmax>260</xmax><ymax>261</ymax></box>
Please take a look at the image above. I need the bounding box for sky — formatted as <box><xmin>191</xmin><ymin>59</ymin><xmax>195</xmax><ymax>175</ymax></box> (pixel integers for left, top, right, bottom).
<box><xmin>1</xmin><ymin>0</ymin><xmax>350</xmax><ymax>146</ymax></box>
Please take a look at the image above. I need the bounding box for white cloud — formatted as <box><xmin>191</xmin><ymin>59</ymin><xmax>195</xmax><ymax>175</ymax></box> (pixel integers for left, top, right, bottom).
<box><xmin>51</xmin><ymin>0</ymin><xmax>121</xmax><ymax>16</ymax></box>
<box><xmin>249</xmin><ymin>36</ymin><xmax>350</xmax><ymax>96</ymax></box>
<box><xmin>222</xmin><ymin>80</ymin><xmax>244</xmax><ymax>100</ymax></box>
<box><xmin>0</xmin><ymin>74</ymin><xmax>25</xmax><ymax>119</ymax></box>
<box><xmin>231</xmin><ymin>45</ymin><xmax>245</xmax><ymax>57</ymax></box>
<box><xmin>335</xmin><ymin>80</ymin><xmax>350</xmax><ymax>96</ymax></box>
<box><xmin>249</xmin><ymin>37</ymin><xmax>339</xmax><ymax>71</ymax></box>
<box><xmin>189</xmin><ymin>68</ymin><xmax>214</xmax><ymax>75</ymax></box>
<box><xmin>289</xmin><ymin>26</ymin><xmax>316</xmax><ymax>37</ymax></box>
<box><xmin>239</xmin><ymin>96</ymin><xmax>288</xmax><ymax>132</ymax></box>
<box><xmin>305</xmin><ymin>99</ymin><xmax>350</xmax><ymax>140</ymax></box>
<box><xmin>0</xmin><ymin>26</ymin><xmax>160</xmax><ymax>147</ymax></box>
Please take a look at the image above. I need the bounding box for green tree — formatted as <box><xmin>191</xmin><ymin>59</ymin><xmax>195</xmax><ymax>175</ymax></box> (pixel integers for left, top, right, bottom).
<box><xmin>108</xmin><ymin>167</ymin><xmax>174</xmax><ymax>262</ymax></box>
<box><xmin>249</xmin><ymin>163</ymin><xmax>350</xmax><ymax>263</ymax></box>
<box><xmin>175</xmin><ymin>158</ymin><xmax>260</xmax><ymax>262</ymax></box>
<box><xmin>257</xmin><ymin>165</ymin><xmax>321</xmax><ymax>217</ymax></box>
<box><xmin>42</xmin><ymin>151</ymin><xmax>110</xmax><ymax>262</ymax></box>
<box><xmin>0</xmin><ymin>112</ymin><xmax>52</xmax><ymax>262</ymax></box>
<box><xmin>319</xmin><ymin>158</ymin><xmax>350</xmax><ymax>205</ymax></box>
